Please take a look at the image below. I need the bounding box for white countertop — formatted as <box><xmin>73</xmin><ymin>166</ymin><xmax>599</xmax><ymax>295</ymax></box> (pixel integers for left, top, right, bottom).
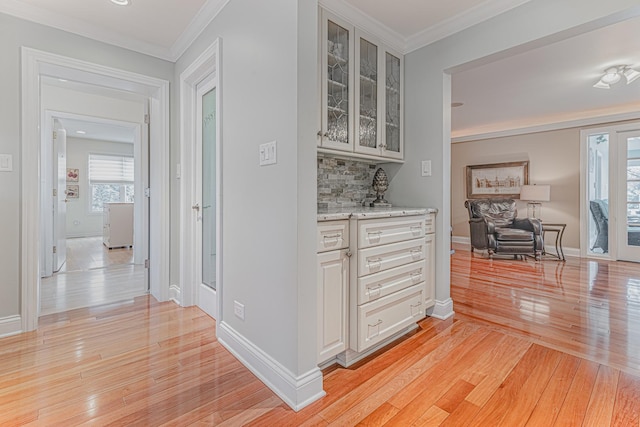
<box><xmin>317</xmin><ymin>206</ymin><xmax>438</xmax><ymax>221</ymax></box>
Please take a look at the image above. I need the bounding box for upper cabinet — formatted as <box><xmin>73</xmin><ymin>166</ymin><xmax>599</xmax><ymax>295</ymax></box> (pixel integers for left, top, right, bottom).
<box><xmin>319</xmin><ymin>10</ymin><xmax>404</xmax><ymax>162</ymax></box>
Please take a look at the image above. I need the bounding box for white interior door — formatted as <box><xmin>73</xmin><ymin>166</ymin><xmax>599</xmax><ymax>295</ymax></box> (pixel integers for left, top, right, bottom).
<box><xmin>617</xmin><ymin>130</ymin><xmax>640</xmax><ymax>262</ymax></box>
<box><xmin>194</xmin><ymin>75</ymin><xmax>218</xmax><ymax>319</ymax></box>
<box><xmin>53</xmin><ymin>126</ymin><xmax>67</xmax><ymax>272</ymax></box>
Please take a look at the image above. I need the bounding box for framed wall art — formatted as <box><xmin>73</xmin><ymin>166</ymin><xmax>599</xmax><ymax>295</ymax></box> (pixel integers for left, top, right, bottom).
<box><xmin>66</xmin><ymin>168</ymin><xmax>79</xmax><ymax>182</ymax></box>
<box><xmin>66</xmin><ymin>185</ymin><xmax>79</xmax><ymax>199</ymax></box>
<box><xmin>466</xmin><ymin>161</ymin><xmax>529</xmax><ymax>199</ymax></box>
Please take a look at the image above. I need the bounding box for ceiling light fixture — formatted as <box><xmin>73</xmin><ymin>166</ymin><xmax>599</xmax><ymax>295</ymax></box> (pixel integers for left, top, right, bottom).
<box><xmin>593</xmin><ymin>65</ymin><xmax>640</xmax><ymax>89</ymax></box>
<box><xmin>110</xmin><ymin>0</ymin><xmax>131</xmax><ymax>5</ymax></box>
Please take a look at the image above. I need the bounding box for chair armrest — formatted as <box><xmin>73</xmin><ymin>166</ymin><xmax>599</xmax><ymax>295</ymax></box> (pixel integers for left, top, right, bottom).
<box><xmin>513</xmin><ymin>218</ymin><xmax>542</xmax><ymax>235</ymax></box>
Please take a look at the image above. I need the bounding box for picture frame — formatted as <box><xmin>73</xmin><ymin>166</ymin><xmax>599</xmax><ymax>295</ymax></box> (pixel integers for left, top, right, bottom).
<box><xmin>466</xmin><ymin>161</ymin><xmax>529</xmax><ymax>199</ymax></box>
<box><xmin>66</xmin><ymin>185</ymin><xmax>79</xmax><ymax>199</ymax></box>
<box><xmin>66</xmin><ymin>168</ymin><xmax>79</xmax><ymax>182</ymax></box>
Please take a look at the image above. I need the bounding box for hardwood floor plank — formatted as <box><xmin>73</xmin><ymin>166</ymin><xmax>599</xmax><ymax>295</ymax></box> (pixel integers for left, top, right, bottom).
<box><xmin>582</xmin><ymin>365</ymin><xmax>619</xmax><ymax>427</ymax></box>
<box><xmin>611</xmin><ymin>371</ymin><xmax>640</xmax><ymax>426</ymax></box>
<box><xmin>524</xmin><ymin>352</ymin><xmax>581</xmax><ymax>426</ymax></box>
<box><xmin>434</xmin><ymin>379</ymin><xmax>475</xmax><ymax>413</ymax></box>
<box><xmin>553</xmin><ymin>359</ymin><xmax>600</xmax><ymax>426</ymax></box>
<box><xmin>411</xmin><ymin>405</ymin><xmax>449</xmax><ymax>426</ymax></box>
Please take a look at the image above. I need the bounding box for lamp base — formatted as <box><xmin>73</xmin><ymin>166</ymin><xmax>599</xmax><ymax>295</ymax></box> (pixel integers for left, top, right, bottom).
<box><xmin>527</xmin><ymin>202</ymin><xmax>542</xmax><ymax>219</ymax></box>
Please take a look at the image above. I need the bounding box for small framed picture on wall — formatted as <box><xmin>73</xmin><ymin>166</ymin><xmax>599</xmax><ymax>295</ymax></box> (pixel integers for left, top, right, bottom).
<box><xmin>67</xmin><ymin>168</ymin><xmax>79</xmax><ymax>182</ymax></box>
<box><xmin>66</xmin><ymin>185</ymin><xmax>79</xmax><ymax>199</ymax></box>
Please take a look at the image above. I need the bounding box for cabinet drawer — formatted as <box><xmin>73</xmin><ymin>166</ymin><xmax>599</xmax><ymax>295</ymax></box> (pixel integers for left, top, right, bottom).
<box><xmin>358</xmin><ymin>238</ymin><xmax>425</xmax><ymax>276</ymax></box>
<box><xmin>358</xmin><ymin>216</ymin><xmax>425</xmax><ymax>249</ymax></box>
<box><xmin>357</xmin><ymin>260</ymin><xmax>425</xmax><ymax>305</ymax></box>
<box><xmin>424</xmin><ymin>213</ymin><xmax>435</xmax><ymax>234</ymax></box>
<box><xmin>356</xmin><ymin>284</ymin><xmax>424</xmax><ymax>352</ymax></box>
<box><xmin>317</xmin><ymin>220</ymin><xmax>349</xmax><ymax>252</ymax></box>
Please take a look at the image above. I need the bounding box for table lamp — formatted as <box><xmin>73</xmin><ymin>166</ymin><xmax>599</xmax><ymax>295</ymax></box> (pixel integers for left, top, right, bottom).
<box><xmin>520</xmin><ymin>184</ymin><xmax>550</xmax><ymax>219</ymax></box>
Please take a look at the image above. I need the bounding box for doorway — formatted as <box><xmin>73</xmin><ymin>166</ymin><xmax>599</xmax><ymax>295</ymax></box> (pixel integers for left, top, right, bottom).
<box><xmin>179</xmin><ymin>40</ymin><xmax>222</xmax><ymax>319</ymax></box>
<box><xmin>581</xmin><ymin>122</ymin><xmax>640</xmax><ymax>261</ymax></box>
<box><xmin>21</xmin><ymin>47</ymin><xmax>170</xmax><ymax>332</ymax></box>
<box><xmin>39</xmin><ymin>109</ymin><xmax>149</xmax><ymax>315</ymax></box>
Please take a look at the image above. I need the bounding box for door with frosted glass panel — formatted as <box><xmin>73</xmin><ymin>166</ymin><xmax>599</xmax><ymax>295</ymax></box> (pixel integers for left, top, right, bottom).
<box><xmin>618</xmin><ymin>131</ymin><xmax>640</xmax><ymax>261</ymax></box>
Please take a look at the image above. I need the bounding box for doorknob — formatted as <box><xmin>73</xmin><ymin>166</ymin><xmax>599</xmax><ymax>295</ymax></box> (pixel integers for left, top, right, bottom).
<box><xmin>192</xmin><ymin>203</ymin><xmax>200</xmax><ymax>211</ymax></box>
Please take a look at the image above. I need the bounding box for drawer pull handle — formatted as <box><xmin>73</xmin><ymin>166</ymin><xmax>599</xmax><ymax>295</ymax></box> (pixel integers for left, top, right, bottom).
<box><xmin>367</xmin><ymin>258</ymin><xmax>383</xmax><ymax>270</ymax></box>
<box><xmin>369</xmin><ymin>319</ymin><xmax>383</xmax><ymax>327</ymax></box>
<box><xmin>410</xmin><ymin>249</ymin><xmax>423</xmax><ymax>259</ymax></box>
<box><xmin>367</xmin><ymin>284</ymin><xmax>383</xmax><ymax>298</ymax></box>
<box><xmin>323</xmin><ymin>234</ymin><xmax>342</xmax><ymax>246</ymax></box>
<box><xmin>411</xmin><ymin>302</ymin><xmax>422</xmax><ymax>308</ymax></box>
<box><xmin>324</xmin><ymin>233</ymin><xmax>342</xmax><ymax>239</ymax></box>
<box><xmin>410</xmin><ymin>226</ymin><xmax>422</xmax><ymax>234</ymax></box>
<box><xmin>368</xmin><ymin>231</ymin><xmax>382</xmax><ymax>241</ymax></box>
<box><xmin>411</xmin><ymin>272</ymin><xmax>423</xmax><ymax>281</ymax></box>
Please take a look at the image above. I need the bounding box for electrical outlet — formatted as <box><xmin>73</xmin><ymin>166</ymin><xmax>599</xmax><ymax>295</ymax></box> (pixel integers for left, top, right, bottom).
<box><xmin>234</xmin><ymin>300</ymin><xmax>245</xmax><ymax>320</ymax></box>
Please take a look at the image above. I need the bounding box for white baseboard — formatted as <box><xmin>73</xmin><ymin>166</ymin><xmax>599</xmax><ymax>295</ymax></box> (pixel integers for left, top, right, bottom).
<box><xmin>217</xmin><ymin>321</ymin><xmax>325</xmax><ymax>412</ymax></box>
<box><xmin>430</xmin><ymin>298</ymin><xmax>455</xmax><ymax>320</ymax></box>
<box><xmin>169</xmin><ymin>284</ymin><xmax>181</xmax><ymax>305</ymax></box>
<box><xmin>197</xmin><ymin>283</ymin><xmax>218</xmax><ymax>319</ymax></box>
<box><xmin>336</xmin><ymin>323</ymin><xmax>418</xmax><ymax>367</ymax></box>
<box><xmin>452</xmin><ymin>236</ymin><xmax>580</xmax><ymax>258</ymax></box>
<box><xmin>0</xmin><ymin>315</ymin><xmax>22</xmax><ymax>338</ymax></box>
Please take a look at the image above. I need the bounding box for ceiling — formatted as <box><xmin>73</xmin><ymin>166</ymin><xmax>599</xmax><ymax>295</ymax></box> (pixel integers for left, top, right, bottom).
<box><xmin>57</xmin><ymin>117</ymin><xmax>136</xmax><ymax>144</ymax></box>
<box><xmin>2</xmin><ymin>0</ymin><xmax>638</xmax><ymax>142</ymax></box>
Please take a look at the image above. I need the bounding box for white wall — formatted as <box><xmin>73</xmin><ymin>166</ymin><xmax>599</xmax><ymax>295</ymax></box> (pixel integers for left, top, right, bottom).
<box><xmin>65</xmin><ymin>137</ymin><xmax>134</xmax><ymax>238</ymax></box>
<box><xmin>174</xmin><ymin>0</ymin><xmax>319</xmax><ymax>405</ymax></box>
<box><xmin>388</xmin><ymin>0</ymin><xmax>640</xmax><ymax>315</ymax></box>
<box><xmin>0</xmin><ymin>11</ymin><xmax>173</xmax><ymax>320</ymax></box>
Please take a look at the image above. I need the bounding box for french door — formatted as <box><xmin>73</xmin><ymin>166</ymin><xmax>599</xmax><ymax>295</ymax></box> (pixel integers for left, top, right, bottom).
<box><xmin>583</xmin><ymin>123</ymin><xmax>640</xmax><ymax>261</ymax></box>
<box><xmin>194</xmin><ymin>75</ymin><xmax>218</xmax><ymax>318</ymax></box>
<box><xmin>617</xmin><ymin>130</ymin><xmax>640</xmax><ymax>261</ymax></box>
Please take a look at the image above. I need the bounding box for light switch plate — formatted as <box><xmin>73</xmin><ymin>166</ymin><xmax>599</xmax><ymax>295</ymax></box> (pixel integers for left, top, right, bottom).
<box><xmin>259</xmin><ymin>141</ymin><xmax>277</xmax><ymax>166</ymax></box>
<box><xmin>0</xmin><ymin>154</ymin><xmax>13</xmax><ymax>172</ymax></box>
<box><xmin>421</xmin><ymin>160</ymin><xmax>432</xmax><ymax>177</ymax></box>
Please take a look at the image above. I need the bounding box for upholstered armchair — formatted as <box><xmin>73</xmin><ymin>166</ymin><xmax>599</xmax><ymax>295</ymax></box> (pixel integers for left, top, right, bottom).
<box><xmin>465</xmin><ymin>199</ymin><xmax>544</xmax><ymax>260</ymax></box>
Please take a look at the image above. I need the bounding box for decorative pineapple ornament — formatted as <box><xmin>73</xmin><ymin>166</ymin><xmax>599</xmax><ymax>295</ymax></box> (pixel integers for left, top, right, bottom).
<box><xmin>370</xmin><ymin>167</ymin><xmax>391</xmax><ymax>207</ymax></box>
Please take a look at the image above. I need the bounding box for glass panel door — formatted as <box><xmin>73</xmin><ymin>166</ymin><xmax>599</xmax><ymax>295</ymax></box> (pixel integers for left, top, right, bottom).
<box><xmin>357</xmin><ymin>37</ymin><xmax>378</xmax><ymax>152</ymax></box>
<box><xmin>587</xmin><ymin>133</ymin><xmax>609</xmax><ymax>255</ymax></box>
<box><xmin>325</xmin><ymin>19</ymin><xmax>350</xmax><ymax>147</ymax></box>
<box><xmin>385</xmin><ymin>52</ymin><xmax>401</xmax><ymax>157</ymax></box>
<box><xmin>618</xmin><ymin>131</ymin><xmax>640</xmax><ymax>261</ymax></box>
<box><xmin>201</xmin><ymin>87</ymin><xmax>216</xmax><ymax>290</ymax></box>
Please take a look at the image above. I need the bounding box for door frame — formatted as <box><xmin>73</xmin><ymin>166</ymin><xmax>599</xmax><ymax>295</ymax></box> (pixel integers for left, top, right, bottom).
<box><xmin>21</xmin><ymin>47</ymin><xmax>170</xmax><ymax>332</ymax></box>
<box><xmin>179</xmin><ymin>39</ymin><xmax>222</xmax><ymax>319</ymax></box>
<box><xmin>617</xmin><ymin>129</ymin><xmax>640</xmax><ymax>261</ymax></box>
<box><xmin>580</xmin><ymin>122</ymin><xmax>640</xmax><ymax>260</ymax></box>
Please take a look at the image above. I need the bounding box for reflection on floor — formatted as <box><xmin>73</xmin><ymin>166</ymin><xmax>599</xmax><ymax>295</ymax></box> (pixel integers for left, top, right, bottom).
<box><xmin>41</xmin><ymin>237</ymin><xmax>146</xmax><ymax>316</ymax></box>
<box><xmin>451</xmin><ymin>243</ymin><xmax>640</xmax><ymax>376</ymax></box>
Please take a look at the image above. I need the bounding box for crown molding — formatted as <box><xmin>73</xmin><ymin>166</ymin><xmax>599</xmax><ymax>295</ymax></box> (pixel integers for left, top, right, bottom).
<box><xmin>319</xmin><ymin>0</ymin><xmax>406</xmax><ymax>53</ymax></box>
<box><xmin>0</xmin><ymin>0</ymin><xmax>229</xmax><ymax>62</ymax></box>
<box><xmin>405</xmin><ymin>0</ymin><xmax>532</xmax><ymax>53</ymax></box>
<box><xmin>451</xmin><ymin>110</ymin><xmax>640</xmax><ymax>143</ymax></box>
<box><xmin>170</xmin><ymin>0</ymin><xmax>230</xmax><ymax>61</ymax></box>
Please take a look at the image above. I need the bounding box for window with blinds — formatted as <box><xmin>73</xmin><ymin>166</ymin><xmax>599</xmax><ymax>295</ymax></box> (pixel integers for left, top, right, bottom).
<box><xmin>88</xmin><ymin>154</ymin><xmax>135</xmax><ymax>213</ymax></box>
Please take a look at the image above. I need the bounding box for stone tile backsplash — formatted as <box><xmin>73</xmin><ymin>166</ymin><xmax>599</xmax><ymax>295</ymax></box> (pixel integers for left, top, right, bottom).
<box><xmin>317</xmin><ymin>155</ymin><xmax>377</xmax><ymax>210</ymax></box>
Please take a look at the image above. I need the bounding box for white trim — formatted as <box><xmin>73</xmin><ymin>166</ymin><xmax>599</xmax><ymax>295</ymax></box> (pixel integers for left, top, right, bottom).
<box><xmin>0</xmin><ymin>316</ymin><xmax>22</xmax><ymax>338</ymax></box>
<box><xmin>21</xmin><ymin>47</ymin><xmax>170</xmax><ymax>332</ymax></box>
<box><xmin>198</xmin><ymin>284</ymin><xmax>218</xmax><ymax>320</ymax></box>
<box><xmin>452</xmin><ymin>235</ymin><xmax>470</xmax><ymax>246</ymax></box>
<box><xmin>452</xmin><ymin>111</ymin><xmax>640</xmax><ymax>144</ymax></box>
<box><xmin>179</xmin><ymin>40</ymin><xmax>222</xmax><ymax>313</ymax></box>
<box><xmin>405</xmin><ymin>0</ymin><xmax>532</xmax><ymax>53</ymax></box>
<box><xmin>169</xmin><ymin>284</ymin><xmax>182</xmax><ymax>305</ymax></box>
<box><xmin>0</xmin><ymin>0</ymin><xmax>230</xmax><ymax>61</ymax></box>
<box><xmin>170</xmin><ymin>0</ymin><xmax>230</xmax><ymax>61</ymax></box>
<box><xmin>319</xmin><ymin>0</ymin><xmax>405</xmax><ymax>53</ymax></box>
<box><xmin>218</xmin><ymin>321</ymin><xmax>325</xmax><ymax>412</ymax></box>
<box><xmin>429</xmin><ymin>298</ymin><xmax>455</xmax><ymax>320</ymax></box>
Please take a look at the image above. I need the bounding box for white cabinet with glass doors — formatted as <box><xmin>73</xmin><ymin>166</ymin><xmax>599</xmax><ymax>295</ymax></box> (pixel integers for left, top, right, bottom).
<box><xmin>319</xmin><ymin>10</ymin><xmax>403</xmax><ymax>161</ymax></box>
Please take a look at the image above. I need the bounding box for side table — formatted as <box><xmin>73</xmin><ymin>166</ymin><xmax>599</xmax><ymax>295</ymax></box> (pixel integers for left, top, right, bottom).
<box><xmin>542</xmin><ymin>223</ymin><xmax>566</xmax><ymax>261</ymax></box>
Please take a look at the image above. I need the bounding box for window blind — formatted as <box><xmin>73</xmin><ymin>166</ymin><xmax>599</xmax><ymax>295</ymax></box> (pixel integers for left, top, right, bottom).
<box><xmin>88</xmin><ymin>154</ymin><xmax>134</xmax><ymax>184</ymax></box>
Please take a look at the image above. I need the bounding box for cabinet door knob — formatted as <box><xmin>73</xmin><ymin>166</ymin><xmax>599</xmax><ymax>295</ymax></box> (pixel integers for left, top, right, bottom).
<box><xmin>317</xmin><ymin>130</ymin><xmax>322</xmax><ymax>137</ymax></box>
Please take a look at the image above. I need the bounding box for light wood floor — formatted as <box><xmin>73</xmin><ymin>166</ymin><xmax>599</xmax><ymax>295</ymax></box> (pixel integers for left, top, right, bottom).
<box><xmin>40</xmin><ymin>237</ymin><xmax>147</xmax><ymax>316</ymax></box>
<box><xmin>2</xmin><ymin>245</ymin><xmax>640</xmax><ymax>425</ymax></box>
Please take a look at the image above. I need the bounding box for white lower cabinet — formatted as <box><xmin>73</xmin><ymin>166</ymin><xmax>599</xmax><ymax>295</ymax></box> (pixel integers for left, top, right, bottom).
<box><xmin>317</xmin><ymin>232</ymin><xmax>350</xmax><ymax>364</ymax></box>
<box><xmin>317</xmin><ymin>211</ymin><xmax>436</xmax><ymax>365</ymax></box>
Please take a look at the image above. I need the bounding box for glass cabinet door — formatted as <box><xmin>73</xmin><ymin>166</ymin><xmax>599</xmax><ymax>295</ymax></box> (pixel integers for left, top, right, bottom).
<box><xmin>384</xmin><ymin>51</ymin><xmax>402</xmax><ymax>159</ymax></box>
<box><xmin>322</xmin><ymin>16</ymin><xmax>353</xmax><ymax>151</ymax></box>
<box><xmin>355</xmin><ymin>36</ymin><xmax>380</xmax><ymax>156</ymax></box>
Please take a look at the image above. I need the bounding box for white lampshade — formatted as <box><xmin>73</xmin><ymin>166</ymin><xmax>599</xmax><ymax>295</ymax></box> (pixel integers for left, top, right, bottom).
<box><xmin>520</xmin><ymin>184</ymin><xmax>551</xmax><ymax>202</ymax></box>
